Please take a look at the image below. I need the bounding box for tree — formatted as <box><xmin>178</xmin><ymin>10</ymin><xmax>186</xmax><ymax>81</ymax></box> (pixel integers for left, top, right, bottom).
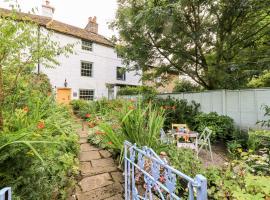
<box><xmin>173</xmin><ymin>79</ymin><xmax>202</xmax><ymax>92</ymax></box>
<box><xmin>247</xmin><ymin>70</ymin><xmax>270</xmax><ymax>88</ymax></box>
<box><xmin>0</xmin><ymin>7</ymin><xmax>73</xmax><ymax>130</ymax></box>
<box><xmin>112</xmin><ymin>0</ymin><xmax>270</xmax><ymax>90</ymax></box>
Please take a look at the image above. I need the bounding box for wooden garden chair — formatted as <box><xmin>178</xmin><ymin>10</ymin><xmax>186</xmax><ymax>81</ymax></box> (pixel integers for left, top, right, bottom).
<box><xmin>197</xmin><ymin>127</ymin><xmax>213</xmax><ymax>161</ymax></box>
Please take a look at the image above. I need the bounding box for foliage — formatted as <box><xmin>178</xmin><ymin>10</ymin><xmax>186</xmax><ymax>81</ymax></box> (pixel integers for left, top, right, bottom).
<box><xmin>117</xmin><ymin>86</ymin><xmax>157</xmax><ymax>101</ymax></box>
<box><xmin>206</xmin><ymin>165</ymin><xmax>270</xmax><ymax>200</ymax></box>
<box><xmin>152</xmin><ymin>97</ymin><xmax>200</xmax><ymax>130</ymax></box>
<box><xmin>173</xmin><ymin>79</ymin><xmax>202</xmax><ymax>93</ymax></box>
<box><xmin>0</xmin><ymin>5</ymin><xmax>73</xmax><ymax>130</ymax></box>
<box><xmin>248</xmin><ymin>71</ymin><xmax>270</xmax><ymax>88</ymax></box>
<box><xmin>257</xmin><ymin>105</ymin><xmax>270</xmax><ymax>128</ymax></box>
<box><xmin>193</xmin><ymin>112</ymin><xmax>235</xmax><ymax>142</ymax></box>
<box><xmin>112</xmin><ymin>0</ymin><xmax>270</xmax><ymax>90</ymax></box>
<box><xmin>248</xmin><ymin>130</ymin><xmax>270</xmax><ymax>151</ymax></box>
<box><xmin>98</xmin><ymin>101</ymin><xmax>166</xmax><ymax>156</ymax></box>
<box><xmin>0</xmin><ymin>93</ymin><xmax>79</xmax><ymax>200</ymax></box>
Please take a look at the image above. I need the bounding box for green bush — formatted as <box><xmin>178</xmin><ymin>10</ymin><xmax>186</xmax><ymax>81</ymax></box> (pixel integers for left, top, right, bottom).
<box><xmin>173</xmin><ymin>79</ymin><xmax>202</xmax><ymax>93</ymax></box>
<box><xmin>152</xmin><ymin>97</ymin><xmax>200</xmax><ymax>130</ymax></box>
<box><xmin>1</xmin><ymin>75</ymin><xmax>79</xmax><ymax>199</ymax></box>
<box><xmin>248</xmin><ymin>130</ymin><xmax>270</xmax><ymax>151</ymax></box>
<box><xmin>206</xmin><ymin>164</ymin><xmax>270</xmax><ymax>199</ymax></box>
<box><xmin>193</xmin><ymin>112</ymin><xmax>235</xmax><ymax>142</ymax></box>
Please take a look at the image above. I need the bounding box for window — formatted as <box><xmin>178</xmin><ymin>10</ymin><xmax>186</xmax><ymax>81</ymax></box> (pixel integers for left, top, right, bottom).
<box><xmin>116</xmin><ymin>67</ymin><xmax>126</xmax><ymax>81</ymax></box>
<box><xmin>79</xmin><ymin>89</ymin><xmax>94</xmax><ymax>100</ymax></box>
<box><xmin>82</xmin><ymin>40</ymin><xmax>93</xmax><ymax>51</ymax></box>
<box><xmin>81</xmin><ymin>61</ymin><xmax>93</xmax><ymax>77</ymax></box>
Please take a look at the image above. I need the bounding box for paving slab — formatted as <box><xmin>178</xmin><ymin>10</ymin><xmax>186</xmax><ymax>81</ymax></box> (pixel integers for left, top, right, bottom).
<box><xmin>99</xmin><ymin>150</ymin><xmax>112</xmax><ymax>158</ymax></box>
<box><xmin>82</xmin><ymin>166</ymin><xmax>118</xmax><ymax>177</ymax></box>
<box><xmin>91</xmin><ymin>158</ymin><xmax>115</xmax><ymax>168</ymax></box>
<box><xmin>79</xmin><ymin>183</ymin><xmax>123</xmax><ymax>200</ymax></box>
<box><xmin>103</xmin><ymin>194</ymin><xmax>124</xmax><ymax>200</ymax></box>
<box><xmin>79</xmin><ymin>151</ymin><xmax>101</xmax><ymax>161</ymax></box>
<box><xmin>81</xmin><ymin>143</ymin><xmax>99</xmax><ymax>151</ymax></box>
<box><xmin>111</xmin><ymin>171</ymin><xmax>124</xmax><ymax>183</ymax></box>
<box><xmin>79</xmin><ymin>173</ymin><xmax>113</xmax><ymax>192</ymax></box>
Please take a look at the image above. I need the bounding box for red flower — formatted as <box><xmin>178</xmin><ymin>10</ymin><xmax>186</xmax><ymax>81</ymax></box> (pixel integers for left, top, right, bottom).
<box><xmin>37</xmin><ymin>121</ymin><xmax>45</xmax><ymax>129</ymax></box>
<box><xmin>159</xmin><ymin>176</ymin><xmax>166</xmax><ymax>183</ymax></box>
<box><xmin>23</xmin><ymin>106</ymin><xmax>29</xmax><ymax>113</ymax></box>
<box><xmin>85</xmin><ymin>113</ymin><xmax>91</xmax><ymax>118</ymax></box>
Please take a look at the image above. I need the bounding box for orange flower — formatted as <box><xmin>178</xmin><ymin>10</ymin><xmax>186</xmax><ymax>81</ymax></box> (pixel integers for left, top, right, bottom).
<box><xmin>108</xmin><ymin>141</ymin><xmax>113</xmax><ymax>145</ymax></box>
<box><xmin>172</xmin><ymin>106</ymin><xmax>176</xmax><ymax>111</ymax></box>
<box><xmin>23</xmin><ymin>106</ymin><xmax>29</xmax><ymax>113</ymax></box>
<box><xmin>85</xmin><ymin>113</ymin><xmax>91</xmax><ymax>118</ymax></box>
<box><xmin>37</xmin><ymin>121</ymin><xmax>45</xmax><ymax>129</ymax></box>
<box><xmin>88</xmin><ymin>122</ymin><xmax>96</xmax><ymax>128</ymax></box>
<box><xmin>128</xmin><ymin>105</ymin><xmax>135</xmax><ymax>110</ymax></box>
<box><xmin>95</xmin><ymin>130</ymin><xmax>105</xmax><ymax>135</ymax></box>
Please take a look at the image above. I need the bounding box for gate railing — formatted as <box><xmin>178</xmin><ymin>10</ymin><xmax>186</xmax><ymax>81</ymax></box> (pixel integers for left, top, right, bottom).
<box><xmin>124</xmin><ymin>141</ymin><xmax>207</xmax><ymax>200</ymax></box>
<box><xmin>0</xmin><ymin>187</ymin><xmax>11</xmax><ymax>200</ymax></box>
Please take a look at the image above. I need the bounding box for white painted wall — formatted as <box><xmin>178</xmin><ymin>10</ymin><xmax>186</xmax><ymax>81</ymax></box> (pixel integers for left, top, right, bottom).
<box><xmin>119</xmin><ymin>88</ymin><xmax>270</xmax><ymax>129</ymax></box>
<box><xmin>40</xmin><ymin>31</ymin><xmax>141</xmax><ymax>99</ymax></box>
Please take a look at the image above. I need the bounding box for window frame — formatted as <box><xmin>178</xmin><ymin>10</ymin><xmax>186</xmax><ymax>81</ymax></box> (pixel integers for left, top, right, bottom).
<box><xmin>81</xmin><ymin>40</ymin><xmax>93</xmax><ymax>51</ymax></box>
<box><xmin>81</xmin><ymin>61</ymin><xmax>93</xmax><ymax>77</ymax></box>
<box><xmin>116</xmin><ymin>67</ymin><xmax>126</xmax><ymax>81</ymax></box>
<box><xmin>79</xmin><ymin>89</ymin><xmax>95</xmax><ymax>101</ymax></box>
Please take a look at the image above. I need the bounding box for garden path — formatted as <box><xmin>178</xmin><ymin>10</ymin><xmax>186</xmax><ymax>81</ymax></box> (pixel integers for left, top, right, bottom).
<box><xmin>71</xmin><ymin>120</ymin><xmax>124</xmax><ymax>200</ymax></box>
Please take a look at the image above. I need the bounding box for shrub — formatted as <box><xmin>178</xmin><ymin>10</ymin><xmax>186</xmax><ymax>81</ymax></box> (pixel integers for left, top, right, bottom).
<box><xmin>193</xmin><ymin>112</ymin><xmax>235</xmax><ymax>142</ymax></box>
<box><xmin>248</xmin><ymin>130</ymin><xmax>270</xmax><ymax>151</ymax></box>
<box><xmin>152</xmin><ymin>97</ymin><xmax>200</xmax><ymax>130</ymax></box>
<box><xmin>0</xmin><ymin>92</ymin><xmax>79</xmax><ymax>200</ymax></box>
<box><xmin>173</xmin><ymin>79</ymin><xmax>202</xmax><ymax>93</ymax></box>
<box><xmin>206</xmin><ymin>164</ymin><xmax>270</xmax><ymax>199</ymax></box>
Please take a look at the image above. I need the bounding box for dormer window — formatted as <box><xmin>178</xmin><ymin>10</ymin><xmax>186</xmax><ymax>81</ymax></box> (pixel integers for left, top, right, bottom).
<box><xmin>82</xmin><ymin>40</ymin><xmax>93</xmax><ymax>51</ymax></box>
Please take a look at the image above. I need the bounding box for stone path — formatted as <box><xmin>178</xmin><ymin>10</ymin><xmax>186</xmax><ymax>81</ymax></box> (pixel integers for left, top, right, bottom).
<box><xmin>73</xmin><ymin>122</ymin><xmax>124</xmax><ymax>200</ymax></box>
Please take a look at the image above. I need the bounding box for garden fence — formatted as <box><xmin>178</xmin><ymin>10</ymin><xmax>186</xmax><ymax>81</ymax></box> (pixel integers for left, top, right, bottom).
<box><xmin>124</xmin><ymin>141</ymin><xmax>207</xmax><ymax>200</ymax></box>
<box><xmin>119</xmin><ymin>88</ymin><xmax>270</xmax><ymax>129</ymax></box>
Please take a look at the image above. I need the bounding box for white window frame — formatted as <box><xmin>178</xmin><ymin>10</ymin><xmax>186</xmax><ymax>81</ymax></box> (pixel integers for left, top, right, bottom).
<box><xmin>81</xmin><ymin>40</ymin><xmax>93</xmax><ymax>51</ymax></box>
<box><xmin>116</xmin><ymin>67</ymin><xmax>126</xmax><ymax>81</ymax></box>
<box><xmin>81</xmin><ymin>61</ymin><xmax>93</xmax><ymax>77</ymax></box>
<box><xmin>79</xmin><ymin>89</ymin><xmax>95</xmax><ymax>100</ymax></box>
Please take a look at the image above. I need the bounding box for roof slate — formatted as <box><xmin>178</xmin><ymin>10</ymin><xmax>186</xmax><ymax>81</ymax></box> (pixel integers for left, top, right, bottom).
<box><xmin>0</xmin><ymin>8</ymin><xmax>114</xmax><ymax>47</ymax></box>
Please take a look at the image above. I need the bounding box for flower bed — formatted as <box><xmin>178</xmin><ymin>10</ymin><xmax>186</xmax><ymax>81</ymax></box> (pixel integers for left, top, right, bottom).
<box><xmin>72</xmin><ymin>98</ymin><xmax>270</xmax><ymax>199</ymax></box>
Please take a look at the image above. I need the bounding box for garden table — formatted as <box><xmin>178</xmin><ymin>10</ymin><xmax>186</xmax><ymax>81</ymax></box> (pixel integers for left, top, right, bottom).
<box><xmin>174</xmin><ymin>131</ymin><xmax>199</xmax><ymax>153</ymax></box>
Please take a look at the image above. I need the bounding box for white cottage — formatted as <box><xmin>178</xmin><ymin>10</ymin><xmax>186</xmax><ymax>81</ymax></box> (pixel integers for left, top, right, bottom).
<box><xmin>1</xmin><ymin>1</ymin><xmax>141</xmax><ymax>104</ymax></box>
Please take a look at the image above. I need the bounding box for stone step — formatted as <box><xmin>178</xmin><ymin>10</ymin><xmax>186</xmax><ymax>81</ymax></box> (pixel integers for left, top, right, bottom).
<box><xmin>79</xmin><ymin>151</ymin><xmax>101</xmax><ymax>161</ymax></box>
<box><xmin>99</xmin><ymin>150</ymin><xmax>112</xmax><ymax>158</ymax></box>
<box><xmin>80</xmin><ymin>143</ymin><xmax>100</xmax><ymax>151</ymax></box>
<box><xmin>103</xmin><ymin>194</ymin><xmax>124</xmax><ymax>200</ymax></box>
<box><xmin>79</xmin><ymin>173</ymin><xmax>114</xmax><ymax>192</ymax></box>
<box><xmin>77</xmin><ymin>183</ymin><xmax>123</xmax><ymax>200</ymax></box>
<box><xmin>80</xmin><ymin>162</ymin><xmax>118</xmax><ymax>177</ymax></box>
<box><xmin>91</xmin><ymin>158</ymin><xmax>115</xmax><ymax>168</ymax></box>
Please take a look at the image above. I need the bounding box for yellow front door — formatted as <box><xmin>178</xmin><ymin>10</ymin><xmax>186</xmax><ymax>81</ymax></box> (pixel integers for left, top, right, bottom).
<box><xmin>56</xmin><ymin>88</ymin><xmax>71</xmax><ymax>104</ymax></box>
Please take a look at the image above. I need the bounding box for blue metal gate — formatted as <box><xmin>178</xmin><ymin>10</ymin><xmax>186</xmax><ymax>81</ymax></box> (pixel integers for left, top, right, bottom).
<box><xmin>124</xmin><ymin>141</ymin><xmax>207</xmax><ymax>200</ymax></box>
<box><xmin>0</xmin><ymin>187</ymin><xmax>11</xmax><ymax>200</ymax></box>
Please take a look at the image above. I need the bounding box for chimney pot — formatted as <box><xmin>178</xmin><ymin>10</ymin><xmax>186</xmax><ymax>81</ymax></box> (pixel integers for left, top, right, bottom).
<box><xmin>85</xmin><ymin>16</ymin><xmax>98</xmax><ymax>33</ymax></box>
<box><xmin>42</xmin><ymin>0</ymin><xmax>55</xmax><ymax>18</ymax></box>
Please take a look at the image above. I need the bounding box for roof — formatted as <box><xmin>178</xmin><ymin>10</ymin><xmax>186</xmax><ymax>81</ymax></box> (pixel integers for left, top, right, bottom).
<box><xmin>0</xmin><ymin>8</ymin><xmax>114</xmax><ymax>47</ymax></box>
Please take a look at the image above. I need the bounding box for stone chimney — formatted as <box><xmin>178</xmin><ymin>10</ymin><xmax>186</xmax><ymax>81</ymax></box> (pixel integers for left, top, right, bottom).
<box><xmin>42</xmin><ymin>0</ymin><xmax>55</xmax><ymax>18</ymax></box>
<box><xmin>85</xmin><ymin>16</ymin><xmax>98</xmax><ymax>34</ymax></box>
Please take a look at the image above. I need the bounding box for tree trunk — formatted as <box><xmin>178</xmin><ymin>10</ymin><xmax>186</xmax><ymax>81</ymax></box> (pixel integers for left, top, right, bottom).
<box><xmin>0</xmin><ymin>64</ymin><xmax>4</xmax><ymax>131</ymax></box>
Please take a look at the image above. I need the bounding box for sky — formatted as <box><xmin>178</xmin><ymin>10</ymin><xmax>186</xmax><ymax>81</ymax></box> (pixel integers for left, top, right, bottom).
<box><xmin>0</xmin><ymin>0</ymin><xmax>118</xmax><ymax>38</ymax></box>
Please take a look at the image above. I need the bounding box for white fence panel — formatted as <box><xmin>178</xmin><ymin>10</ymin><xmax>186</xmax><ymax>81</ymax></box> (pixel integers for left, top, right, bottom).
<box><xmin>119</xmin><ymin>88</ymin><xmax>270</xmax><ymax>129</ymax></box>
